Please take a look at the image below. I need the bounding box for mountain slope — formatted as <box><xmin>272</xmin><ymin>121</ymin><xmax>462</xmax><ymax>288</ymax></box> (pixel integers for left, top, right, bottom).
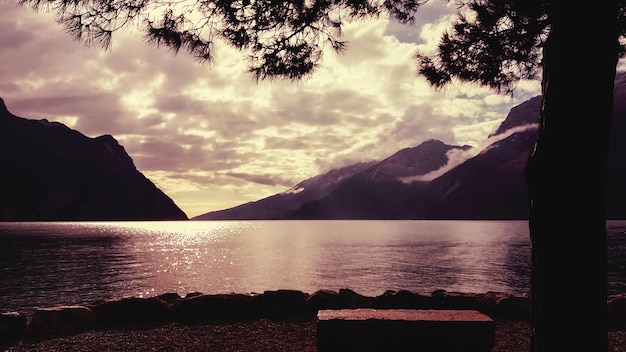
<box><xmin>195</xmin><ymin>139</ymin><xmax>470</xmax><ymax>220</ymax></box>
<box><xmin>289</xmin><ymin>140</ymin><xmax>469</xmax><ymax>219</ymax></box>
<box><xmin>193</xmin><ymin>162</ymin><xmax>375</xmax><ymax>220</ymax></box>
<box><xmin>426</xmin><ymin>71</ymin><xmax>626</xmax><ymax>219</ymax></box>
<box><xmin>0</xmin><ymin>98</ymin><xmax>188</xmax><ymax>221</ymax></box>
<box><xmin>195</xmin><ymin>71</ymin><xmax>626</xmax><ymax>220</ymax></box>
<box><xmin>424</xmin><ymin>126</ymin><xmax>537</xmax><ymax>219</ymax></box>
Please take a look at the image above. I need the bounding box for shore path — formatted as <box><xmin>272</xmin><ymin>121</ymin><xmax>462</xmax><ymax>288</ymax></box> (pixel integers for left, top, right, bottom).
<box><xmin>3</xmin><ymin>319</ymin><xmax>626</xmax><ymax>352</ymax></box>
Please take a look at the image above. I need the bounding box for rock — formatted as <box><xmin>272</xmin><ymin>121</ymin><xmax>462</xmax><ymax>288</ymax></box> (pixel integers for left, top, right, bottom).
<box><xmin>172</xmin><ymin>293</ymin><xmax>257</xmax><ymax>321</ymax></box>
<box><xmin>305</xmin><ymin>290</ymin><xmax>341</xmax><ymax>313</ymax></box>
<box><xmin>608</xmin><ymin>293</ymin><xmax>626</xmax><ymax>324</ymax></box>
<box><xmin>258</xmin><ymin>290</ymin><xmax>309</xmax><ymax>318</ymax></box>
<box><xmin>427</xmin><ymin>290</ymin><xmax>482</xmax><ymax>311</ymax></box>
<box><xmin>494</xmin><ymin>295</ymin><xmax>531</xmax><ymax>320</ymax></box>
<box><xmin>0</xmin><ymin>312</ymin><xmax>27</xmax><ymax>344</ymax></box>
<box><xmin>184</xmin><ymin>292</ymin><xmax>203</xmax><ymax>299</ymax></box>
<box><xmin>156</xmin><ymin>292</ymin><xmax>182</xmax><ymax>305</ymax></box>
<box><xmin>473</xmin><ymin>292</ymin><xmax>514</xmax><ymax>316</ymax></box>
<box><xmin>338</xmin><ymin>288</ymin><xmax>376</xmax><ymax>308</ymax></box>
<box><xmin>90</xmin><ymin>297</ymin><xmax>172</xmax><ymax>325</ymax></box>
<box><xmin>27</xmin><ymin>306</ymin><xmax>96</xmax><ymax>338</ymax></box>
<box><xmin>375</xmin><ymin>289</ymin><xmax>429</xmax><ymax>309</ymax></box>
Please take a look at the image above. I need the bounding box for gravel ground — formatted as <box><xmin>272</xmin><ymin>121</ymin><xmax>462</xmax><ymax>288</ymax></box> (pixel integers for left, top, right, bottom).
<box><xmin>3</xmin><ymin>319</ymin><xmax>626</xmax><ymax>351</ymax></box>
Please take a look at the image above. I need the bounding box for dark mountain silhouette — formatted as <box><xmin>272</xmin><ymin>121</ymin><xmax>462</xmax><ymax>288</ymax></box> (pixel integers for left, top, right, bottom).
<box><xmin>423</xmin><ymin>122</ymin><xmax>537</xmax><ymax>219</ymax></box>
<box><xmin>287</xmin><ymin>140</ymin><xmax>471</xmax><ymax>219</ymax></box>
<box><xmin>195</xmin><ymin>71</ymin><xmax>626</xmax><ymax>220</ymax></box>
<box><xmin>0</xmin><ymin>98</ymin><xmax>188</xmax><ymax>221</ymax></box>
<box><xmin>194</xmin><ymin>162</ymin><xmax>376</xmax><ymax>220</ymax></box>
<box><xmin>195</xmin><ymin>140</ymin><xmax>471</xmax><ymax>220</ymax></box>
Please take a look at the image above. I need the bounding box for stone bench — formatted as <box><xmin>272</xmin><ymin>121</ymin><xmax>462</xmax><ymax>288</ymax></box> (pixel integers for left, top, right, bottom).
<box><xmin>316</xmin><ymin>309</ymin><xmax>495</xmax><ymax>351</ymax></box>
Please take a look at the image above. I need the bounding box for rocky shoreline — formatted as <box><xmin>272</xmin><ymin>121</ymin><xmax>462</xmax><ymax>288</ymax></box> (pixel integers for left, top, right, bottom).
<box><xmin>2</xmin><ymin>289</ymin><xmax>626</xmax><ymax>348</ymax></box>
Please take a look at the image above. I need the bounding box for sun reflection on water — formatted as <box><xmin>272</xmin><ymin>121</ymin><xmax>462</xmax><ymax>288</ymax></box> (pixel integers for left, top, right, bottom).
<box><xmin>82</xmin><ymin>221</ymin><xmax>263</xmax><ymax>297</ymax></box>
<box><xmin>11</xmin><ymin>220</ymin><xmax>626</xmax><ymax>314</ymax></box>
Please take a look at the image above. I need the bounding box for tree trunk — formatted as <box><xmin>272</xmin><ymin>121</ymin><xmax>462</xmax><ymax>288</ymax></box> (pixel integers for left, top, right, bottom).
<box><xmin>526</xmin><ymin>1</ymin><xmax>619</xmax><ymax>351</ymax></box>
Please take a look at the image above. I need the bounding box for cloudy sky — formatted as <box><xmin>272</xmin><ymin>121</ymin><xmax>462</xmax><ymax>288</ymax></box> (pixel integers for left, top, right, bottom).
<box><xmin>1</xmin><ymin>0</ymin><xmax>544</xmax><ymax>218</ymax></box>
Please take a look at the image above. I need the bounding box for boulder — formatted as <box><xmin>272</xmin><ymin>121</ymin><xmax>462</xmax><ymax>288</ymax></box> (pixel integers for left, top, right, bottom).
<box><xmin>258</xmin><ymin>290</ymin><xmax>309</xmax><ymax>318</ymax></box>
<box><xmin>27</xmin><ymin>306</ymin><xmax>96</xmax><ymax>338</ymax></box>
<box><xmin>608</xmin><ymin>293</ymin><xmax>626</xmax><ymax>325</ymax></box>
<box><xmin>184</xmin><ymin>292</ymin><xmax>204</xmax><ymax>299</ymax></box>
<box><xmin>0</xmin><ymin>312</ymin><xmax>27</xmax><ymax>344</ymax></box>
<box><xmin>473</xmin><ymin>292</ymin><xmax>514</xmax><ymax>317</ymax></box>
<box><xmin>305</xmin><ymin>290</ymin><xmax>341</xmax><ymax>313</ymax></box>
<box><xmin>375</xmin><ymin>290</ymin><xmax>429</xmax><ymax>309</ymax></box>
<box><xmin>428</xmin><ymin>290</ymin><xmax>484</xmax><ymax>311</ymax></box>
<box><xmin>172</xmin><ymin>293</ymin><xmax>257</xmax><ymax>321</ymax></box>
<box><xmin>494</xmin><ymin>295</ymin><xmax>531</xmax><ymax>320</ymax></box>
<box><xmin>338</xmin><ymin>288</ymin><xmax>376</xmax><ymax>308</ymax></box>
<box><xmin>90</xmin><ymin>296</ymin><xmax>172</xmax><ymax>325</ymax></box>
<box><xmin>156</xmin><ymin>292</ymin><xmax>182</xmax><ymax>305</ymax></box>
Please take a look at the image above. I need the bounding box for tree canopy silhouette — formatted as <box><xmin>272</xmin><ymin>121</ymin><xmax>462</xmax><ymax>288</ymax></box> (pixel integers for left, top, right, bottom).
<box><xmin>19</xmin><ymin>0</ymin><xmax>424</xmax><ymax>80</ymax></box>
<box><xmin>16</xmin><ymin>0</ymin><xmax>626</xmax><ymax>350</ymax></box>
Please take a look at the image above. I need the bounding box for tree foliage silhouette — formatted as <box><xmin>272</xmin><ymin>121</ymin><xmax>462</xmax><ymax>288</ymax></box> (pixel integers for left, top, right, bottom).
<box><xmin>20</xmin><ymin>0</ymin><xmax>424</xmax><ymax>80</ymax></box>
<box><xmin>419</xmin><ymin>2</ymin><xmax>624</xmax><ymax>351</ymax></box>
<box><xmin>17</xmin><ymin>0</ymin><xmax>626</xmax><ymax>350</ymax></box>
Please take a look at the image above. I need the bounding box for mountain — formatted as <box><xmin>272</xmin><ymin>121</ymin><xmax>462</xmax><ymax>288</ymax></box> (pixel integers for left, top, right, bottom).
<box><xmin>0</xmin><ymin>98</ymin><xmax>188</xmax><ymax>221</ymax></box>
<box><xmin>195</xmin><ymin>140</ymin><xmax>472</xmax><ymax>220</ymax></box>
<box><xmin>423</xmin><ymin>121</ymin><xmax>537</xmax><ymax>219</ymax></box>
<box><xmin>194</xmin><ymin>162</ymin><xmax>376</xmax><ymax>220</ymax></box>
<box><xmin>288</xmin><ymin>140</ymin><xmax>471</xmax><ymax>219</ymax></box>
<box><xmin>195</xmin><ymin>71</ymin><xmax>626</xmax><ymax>220</ymax></box>
<box><xmin>297</xmin><ymin>98</ymin><xmax>541</xmax><ymax>220</ymax></box>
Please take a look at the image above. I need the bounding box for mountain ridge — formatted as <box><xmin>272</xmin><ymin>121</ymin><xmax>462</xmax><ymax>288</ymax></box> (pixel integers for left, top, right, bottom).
<box><xmin>0</xmin><ymin>98</ymin><xmax>188</xmax><ymax>221</ymax></box>
<box><xmin>194</xmin><ymin>71</ymin><xmax>626</xmax><ymax>220</ymax></box>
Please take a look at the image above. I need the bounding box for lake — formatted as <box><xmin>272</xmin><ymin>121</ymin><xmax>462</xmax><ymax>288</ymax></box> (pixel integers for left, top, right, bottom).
<box><xmin>1</xmin><ymin>220</ymin><xmax>625</xmax><ymax>314</ymax></box>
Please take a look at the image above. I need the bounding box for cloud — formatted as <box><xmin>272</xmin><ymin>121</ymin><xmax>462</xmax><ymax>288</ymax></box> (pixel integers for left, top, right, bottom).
<box><xmin>1</xmin><ymin>1</ymin><xmax>543</xmax><ymax>217</ymax></box>
<box><xmin>400</xmin><ymin>147</ymin><xmax>475</xmax><ymax>183</ymax></box>
<box><xmin>224</xmin><ymin>172</ymin><xmax>293</xmax><ymax>187</ymax></box>
<box><xmin>401</xmin><ymin>123</ymin><xmax>538</xmax><ymax>183</ymax></box>
<box><xmin>384</xmin><ymin>1</ymin><xmax>456</xmax><ymax>44</ymax></box>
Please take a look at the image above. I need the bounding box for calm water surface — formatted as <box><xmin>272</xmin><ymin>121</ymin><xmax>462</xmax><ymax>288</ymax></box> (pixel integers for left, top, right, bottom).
<box><xmin>1</xmin><ymin>220</ymin><xmax>625</xmax><ymax>314</ymax></box>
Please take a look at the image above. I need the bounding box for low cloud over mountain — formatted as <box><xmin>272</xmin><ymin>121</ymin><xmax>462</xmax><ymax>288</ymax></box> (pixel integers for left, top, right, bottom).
<box><xmin>195</xmin><ymin>72</ymin><xmax>626</xmax><ymax>220</ymax></box>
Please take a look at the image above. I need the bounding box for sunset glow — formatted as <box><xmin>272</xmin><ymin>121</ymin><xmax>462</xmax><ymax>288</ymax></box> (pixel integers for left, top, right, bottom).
<box><xmin>1</xmin><ymin>1</ymin><xmax>542</xmax><ymax>218</ymax></box>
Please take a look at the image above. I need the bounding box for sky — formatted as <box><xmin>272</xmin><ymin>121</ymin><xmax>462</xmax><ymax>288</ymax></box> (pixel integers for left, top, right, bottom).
<box><xmin>1</xmin><ymin>0</ymin><xmax>544</xmax><ymax>218</ymax></box>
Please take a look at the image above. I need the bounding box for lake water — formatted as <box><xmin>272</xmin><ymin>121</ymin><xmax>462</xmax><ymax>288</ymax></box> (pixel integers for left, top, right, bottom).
<box><xmin>1</xmin><ymin>220</ymin><xmax>625</xmax><ymax>314</ymax></box>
